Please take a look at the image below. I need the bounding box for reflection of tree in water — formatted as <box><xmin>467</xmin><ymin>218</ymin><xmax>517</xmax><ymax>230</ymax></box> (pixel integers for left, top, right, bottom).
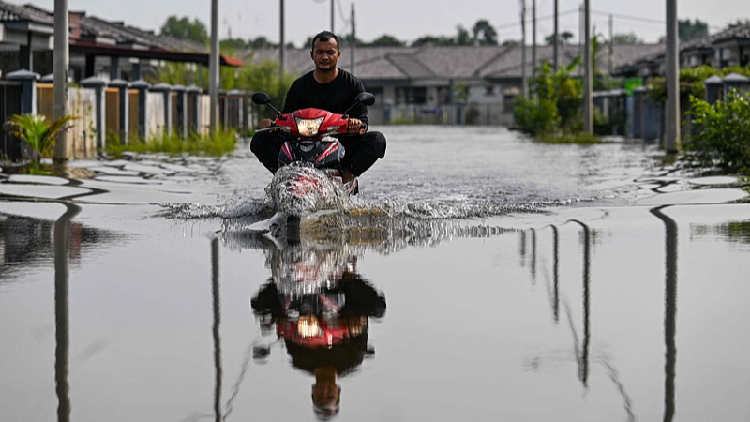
<box><xmin>692</xmin><ymin>220</ymin><xmax>750</xmax><ymax>246</ymax></box>
<box><xmin>0</xmin><ymin>213</ymin><xmax>121</xmax><ymax>283</ymax></box>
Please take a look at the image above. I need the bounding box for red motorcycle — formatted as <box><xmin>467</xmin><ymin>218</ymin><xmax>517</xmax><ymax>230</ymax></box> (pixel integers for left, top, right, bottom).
<box><xmin>251</xmin><ymin>92</ymin><xmax>375</xmax><ymax>215</ymax></box>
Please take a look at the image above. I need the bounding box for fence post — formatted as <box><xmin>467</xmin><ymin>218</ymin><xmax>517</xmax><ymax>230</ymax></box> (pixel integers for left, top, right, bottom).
<box><xmin>109</xmin><ymin>79</ymin><xmax>129</xmax><ymax>144</ymax></box>
<box><xmin>229</xmin><ymin>89</ymin><xmax>244</xmax><ymax>130</ymax></box>
<box><xmin>131</xmin><ymin>80</ymin><xmax>151</xmax><ymax>141</ymax></box>
<box><xmin>187</xmin><ymin>85</ymin><xmax>203</xmax><ymax>135</ymax></box>
<box><xmin>151</xmin><ymin>83</ymin><xmax>173</xmax><ymax>137</ymax></box>
<box><xmin>219</xmin><ymin>89</ymin><xmax>228</xmax><ymax>129</ymax></box>
<box><xmin>172</xmin><ymin>84</ymin><xmax>188</xmax><ymax>139</ymax></box>
<box><xmin>7</xmin><ymin>69</ymin><xmax>40</xmax><ymax>114</ymax></box>
<box><xmin>81</xmin><ymin>76</ymin><xmax>108</xmax><ymax>148</ymax></box>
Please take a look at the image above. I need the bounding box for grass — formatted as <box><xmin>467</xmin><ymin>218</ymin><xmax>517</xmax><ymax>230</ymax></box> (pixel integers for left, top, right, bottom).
<box><xmin>102</xmin><ymin>129</ymin><xmax>239</xmax><ymax>157</ymax></box>
<box><xmin>536</xmin><ymin>132</ymin><xmax>602</xmax><ymax>144</ymax></box>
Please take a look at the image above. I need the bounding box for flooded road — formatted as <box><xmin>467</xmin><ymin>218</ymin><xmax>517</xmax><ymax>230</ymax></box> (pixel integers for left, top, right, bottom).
<box><xmin>2</xmin><ymin>126</ymin><xmax>750</xmax><ymax>421</ymax></box>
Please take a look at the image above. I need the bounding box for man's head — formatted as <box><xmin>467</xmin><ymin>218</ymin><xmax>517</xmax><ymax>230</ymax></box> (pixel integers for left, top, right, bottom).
<box><xmin>310</xmin><ymin>31</ymin><xmax>341</xmax><ymax>73</ymax></box>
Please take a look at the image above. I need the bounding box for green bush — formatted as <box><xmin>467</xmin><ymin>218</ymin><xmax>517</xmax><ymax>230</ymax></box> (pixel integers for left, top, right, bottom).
<box><xmin>688</xmin><ymin>91</ymin><xmax>750</xmax><ymax>174</ymax></box>
<box><xmin>513</xmin><ymin>60</ymin><xmax>584</xmax><ymax>138</ymax></box>
<box><xmin>5</xmin><ymin>113</ymin><xmax>77</xmax><ymax>160</ymax></box>
<box><xmin>513</xmin><ymin>95</ymin><xmax>560</xmax><ymax>136</ymax></box>
<box><xmin>102</xmin><ymin>129</ymin><xmax>238</xmax><ymax>158</ymax></box>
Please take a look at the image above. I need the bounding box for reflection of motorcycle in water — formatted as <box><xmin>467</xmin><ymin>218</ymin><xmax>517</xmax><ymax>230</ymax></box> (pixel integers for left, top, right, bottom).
<box><xmin>249</xmin><ymin>235</ymin><xmax>386</xmax><ymax>417</ymax></box>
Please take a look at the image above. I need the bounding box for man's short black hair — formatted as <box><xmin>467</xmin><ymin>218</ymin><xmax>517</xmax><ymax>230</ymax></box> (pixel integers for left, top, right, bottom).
<box><xmin>311</xmin><ymin>31</ymin><xmax>339</xmax><ymax>51</ymax></box>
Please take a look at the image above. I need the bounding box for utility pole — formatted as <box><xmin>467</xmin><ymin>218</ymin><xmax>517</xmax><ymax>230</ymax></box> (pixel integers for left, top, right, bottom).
<box><xmin>666</xmin><ymin>0</ymin><xmax>681</xmax><ymax>152</ymax></box>
<box><xmin>608</xmin><ymin>14</ymin><xmax>614</xmax><ymax>76</ymax></box>
<box><xmin>520</xmin><ymin>0</ymin><xmax>528</xmax><ymax>97</ymax></box>
<box><xmin>209</xmin><ymin>0</ymin><xmax>219</xmax><ymax>134</ymax></box>
<box><xmin>532</xmin><ymin>0</ymin><xmax>536</xmax><ymax>77</ymax></box>
<box><xmin>583</xmin><ymin>0</ymin><xmax>593</xmax><ymax>134</ymax></box>
<box><xmin>350</xmin><ymin>4</ymin><xmax>356</xmax><ymax>75</ymax></box>
<box><xmin>553</xmin><ymin>0</ymin><xmax>559</xmax><ymax>71</ymax></box>
<box><xmin>279</xmin><ymin>0</ymin><xmax>285</xmax><ymax>83</ymax></box>
<box><xmin>331</xmin><ymin>0</ymin><xmax>335</xmax><ymax>33</ymax></box>
<box><xmin>52</xmin><ymin>0</ymin><xmax>69</xmax><ymax>166</ymax></box>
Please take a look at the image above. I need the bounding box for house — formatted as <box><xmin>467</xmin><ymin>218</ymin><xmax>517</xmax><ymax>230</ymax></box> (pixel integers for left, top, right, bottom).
<box><xmin>245</xmin><ymin>42</ymin><xmax>663</xmax><ymax>125</ymax></box>
<box><xmin>0</xmin><ymin>0</ymin><xmax>243</xmax><ymax>82</ymax></box>
<box><xmin>617</xmin><ymin>21</ymin><xmax>750</xmax><ymax>80</ymax></box>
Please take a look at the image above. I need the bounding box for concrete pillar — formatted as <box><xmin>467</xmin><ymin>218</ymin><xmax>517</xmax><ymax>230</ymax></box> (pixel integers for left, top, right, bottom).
<box><xmin>109</xmin><ymin>79</ymin><xmax>130</xmax><ymax>144</ymax></box>
<box><xmin>81</xmin><ymin>76</ymin><xmax>108</xmax><ymax>148</ymax></box>
<box><xmin>20</xmin><ymin>32</ymin><xmax>33</xmax><ymax>71</ymax></box>
<box><xmin>133</xmin><ymin>60</ymin><xmax>143</xmax><ymax>81</ymax></box>
<box><xmin>7</xmin><ymin>69</ymin><xmax>40</xmax><ymax>114</ymax></box>
<box><xmin>151</xmin><ymin>83</ymin><xmax>173</xmax><ymax>137</ymax></box>
<box><xmin>172</xmin><ymin>84</ymin><xmax>188</xmax><ymax>139</ymax></box>
<box><xmin>110</xmin><ymin>56</ymin><xmax>120</xmax><ymax>81</ymax></box>
<box><xmin>219</xmin><ymin>89</ymin><xmax>228</xmax><ymax>129</ymax></box>
<box><xmin>186</xmin><ymin>85</ymin><xmax>203</xmax><ymax>134</ymax></box>
<box><xmin>229</xmin><ymin>89</ymin><xmax>244</xmax><ymax>130</ymax></box>
<box><xmin>131</xmin><ymin>80</ymin><xmax>151</xmax><ymax>140</ymax></box>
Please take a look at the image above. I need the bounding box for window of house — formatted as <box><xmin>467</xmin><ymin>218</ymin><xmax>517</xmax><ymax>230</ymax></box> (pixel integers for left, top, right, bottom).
<box><xmin>396</xmin><ymin>86</ymin><xmax>427</xmax><ymax>104</ymax></box>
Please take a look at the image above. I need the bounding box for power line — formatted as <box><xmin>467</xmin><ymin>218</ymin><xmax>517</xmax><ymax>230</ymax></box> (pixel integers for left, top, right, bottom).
<box><xmin>591</xmin><ymin>9</ymin><xmax>664</xmax><ymax>25</ymax></box>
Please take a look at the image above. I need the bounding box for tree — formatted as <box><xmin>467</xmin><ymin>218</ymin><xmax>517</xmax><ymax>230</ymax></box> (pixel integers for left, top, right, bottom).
<box><xmin>341</xmin><ymin>34</ymin><xmax>367</xmax><ymax>47</ymax></box>
<box><xmin>612</xmin><ymin>32</ymin><xmax>643</xmax><ymax>44</ymax></box>
<box><xmin>472</xmin><ymin>19</ymin><xmax>499</xmax><ymax>45</ymax></box>
<box><xmin>247</xmin><ymin>36</ymin><xmax>277</xmax><ymax>49</ymax></box>
<box><xmin>367</xmin><ymin>34</ymin><xmax>405</xmax><ymax>47</ymax></box>
<box><xmin>220</xmin><ymin>38</ymin><xmax>248</xmax><ymax>52</ymax></box>
<box><xmin>159</xmin><ymin>16</ymin><xmax>208</xmax><ymax>44</ymax></box>
<box><xmin>545</xmin><ymin>31</ymin><xmax>574</xmax><ymax>45</ymax></box>
<box><xmin>411</xmin><ymin>35</ymin><xmax>455</xmax><ymax>47</ymax></box>
<box><xmin>679</xmin><ymin>19</ymin><xmax>709</xmax><ymax>41</ymax></box>
<box><xmin>456</xmin><ymin>25</ymin><xmax>472</xmax><ymax>46</ymax></box>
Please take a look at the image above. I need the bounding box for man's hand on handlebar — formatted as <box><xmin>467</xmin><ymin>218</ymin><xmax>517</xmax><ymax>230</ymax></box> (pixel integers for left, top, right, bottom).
<box><xmin>259</xmin><ymin>118</ymin><xmax>274</xmax><ymax>129</ymax></box>
<box><xmin>347</xmin><ymin>118</ymin><xmax>368</xmax><ymax>135</ymax></box>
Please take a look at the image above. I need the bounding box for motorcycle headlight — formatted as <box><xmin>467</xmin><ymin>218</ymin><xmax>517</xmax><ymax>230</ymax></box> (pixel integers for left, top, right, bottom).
<box><xmin>295</xmin><ymin>117</ymin><xmax>324</xmax><ymax>137</ymax></box>
<box><xmin>298</xmin><ymin>315</ymin><xmax>322</xmax><ymax>338</ymax></box>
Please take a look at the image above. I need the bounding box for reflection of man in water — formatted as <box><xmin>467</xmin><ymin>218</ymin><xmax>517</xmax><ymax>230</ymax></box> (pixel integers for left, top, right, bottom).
<box><xmin>251</xmin><ymin>271</ymin><xmax>385</xmax><ymax>417</ymax></box>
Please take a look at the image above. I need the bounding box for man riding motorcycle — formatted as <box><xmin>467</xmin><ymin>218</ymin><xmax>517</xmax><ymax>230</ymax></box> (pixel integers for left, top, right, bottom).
<box><xmin>250</xmin><ymin>30</ymin><xmax>386</xmax><ymax>187</ymax></box>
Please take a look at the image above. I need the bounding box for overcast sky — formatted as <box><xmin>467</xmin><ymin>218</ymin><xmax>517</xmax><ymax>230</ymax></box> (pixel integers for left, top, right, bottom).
<box><xmin>25</xmin><ymin>0</ymin><xmax>749</xmax><ymax>47</ymax></box>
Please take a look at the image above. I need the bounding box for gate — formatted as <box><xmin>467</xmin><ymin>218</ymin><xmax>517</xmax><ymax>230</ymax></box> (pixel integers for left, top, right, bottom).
<box><xmin>0</xmin><ymin>82</ymin><xmax>24</xmax><ymax>160</ymax></box>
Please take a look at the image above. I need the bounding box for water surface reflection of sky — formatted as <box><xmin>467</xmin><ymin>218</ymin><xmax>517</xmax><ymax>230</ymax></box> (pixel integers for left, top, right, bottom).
<box><xmin>2</xmin><ymin>128</ymin><xmax>750</xmax><ymax>421</ymax></box>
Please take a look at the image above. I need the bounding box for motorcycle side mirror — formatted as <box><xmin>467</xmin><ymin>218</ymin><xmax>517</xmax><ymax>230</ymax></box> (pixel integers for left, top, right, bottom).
<box><xmin>343</xmin><ymin>92</ymin><xmax>376</xmax><ymax>116</ymax></box>
<box><xmin>355</xmin><ymin>92</ymin><xmax>376</xmax><ymax>107</ymax></box>
<box><xmin>252</xmin><ymin>92</ymin><xmax>282</xmax><ymax>115</ymax></box>
<box><xmin>251</xmin><ymin>92</ymin><xmax>271</xmax><ymax>105</ymax></box>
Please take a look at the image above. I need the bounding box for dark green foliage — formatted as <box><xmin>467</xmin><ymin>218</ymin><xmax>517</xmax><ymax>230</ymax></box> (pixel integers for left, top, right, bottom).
<box><xmin>688</xmin><ymin>92</ymin><xmax>750</xmax><ymax>174</ymax></box>
<box><xmin>612</xmin><ymin>32</ymin><xmax>643</xmax><ymax>45</ymax></box>
<box><xmin>679</xmin><ymin>19</ymin><xmax>709</xmax><ymax>42</ymax></box>
<box><xmin>513</xmin><ymin>60</ymin><xmax>583</xmax><ymax>137</ymax></box>
<box><xmin>472</xmin><ymin>20</ymin><xmax>499</xmax><ymax>45</ymax></box>
<box><xmin>159</xmin><ymin>16</ymin><xmax>208</xmax><ymax>45</ymax></box>
<box><xmin>367</xmin><ymin>35</ymin><xmax>405</xmax><ymax>47</ymax></box>
<box><xmin>649</xmin><ymin>66</ymin><xmax>750</xmax><ymax>105</ymax></box>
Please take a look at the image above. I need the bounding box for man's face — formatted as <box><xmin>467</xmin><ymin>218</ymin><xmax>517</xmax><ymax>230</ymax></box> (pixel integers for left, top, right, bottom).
<box><xmin>311</xmin><ymin>38</ymin><xmax>341</xmax><ymax>72</ymax></box>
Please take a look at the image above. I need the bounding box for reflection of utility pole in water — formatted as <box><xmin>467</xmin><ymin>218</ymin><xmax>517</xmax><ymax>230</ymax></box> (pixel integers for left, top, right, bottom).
<box><xmin>54</xmin><ymin>204</ymin><xmax>81</xmax><ymax>422</ymax></box>
<box><xmin>551</xmin><ymin>225</ymin><xmax>560</xmax><ymax>323</ymax></box>
<box><xmin>650</xmin><ymin>206</ymin><xmax>678</xmax><ymax>422</ymax></box>
<box><xmin>530</xmin><ymin>228</ymin><xmax>537</xmax><ymax>284</ymax></box>
<box><xmin>567</xmin><ymin>220</ymin><xmax>591</xmax><ymax>386</ymax></box>
<box><xmin>211</xmin><ymin>238</ymin><xmax>222</xmax><ymax>422</ymax></box>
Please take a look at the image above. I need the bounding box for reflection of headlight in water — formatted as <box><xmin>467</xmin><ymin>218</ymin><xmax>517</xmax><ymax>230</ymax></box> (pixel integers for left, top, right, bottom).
<box><xmin>298</xmin><ymin>315</ymin><xmax>322</xmax><ymax>338</ymax></box>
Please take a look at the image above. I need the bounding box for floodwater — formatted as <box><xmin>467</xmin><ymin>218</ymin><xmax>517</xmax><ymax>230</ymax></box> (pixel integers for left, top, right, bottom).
<box><xmin>2</xmin><ymin>126</ymin><xmax>750</xmax><ymax>421</ymax></box>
